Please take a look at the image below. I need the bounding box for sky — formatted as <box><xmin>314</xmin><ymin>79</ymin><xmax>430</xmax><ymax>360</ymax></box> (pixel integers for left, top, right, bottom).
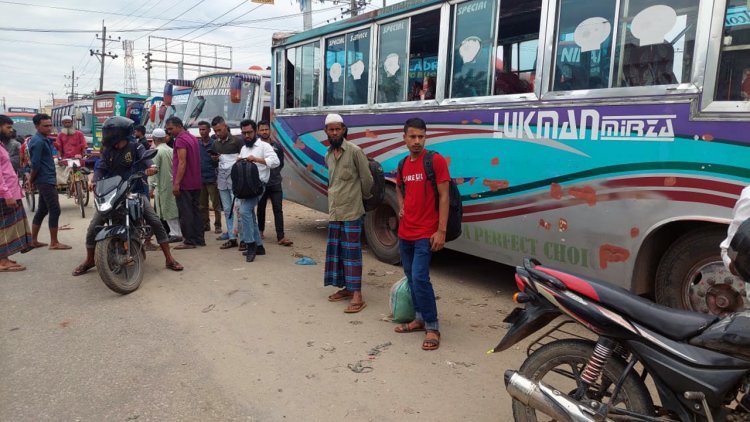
<box><xmin>0</xmin><ymin>0</ymin><xmax>392</xmax><ymax>109</ymax></box>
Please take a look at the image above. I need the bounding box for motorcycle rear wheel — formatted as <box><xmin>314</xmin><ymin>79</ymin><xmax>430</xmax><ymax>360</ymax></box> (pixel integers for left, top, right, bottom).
<box><xmin>511</xmin><ymin>339</ymin><xmax>654</xmax><ymax>421</ymax></box>
<box><xmin>95</xmin><ymin>237</ymin><xmax>144</xmax><ymax>295</ymax></box>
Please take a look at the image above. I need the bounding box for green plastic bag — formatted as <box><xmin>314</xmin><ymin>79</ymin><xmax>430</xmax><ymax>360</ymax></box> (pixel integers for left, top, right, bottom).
<box><xmin>390</xmin><ymin>277</ymin><xmax>415</xmax><ymax>323</ymax></box>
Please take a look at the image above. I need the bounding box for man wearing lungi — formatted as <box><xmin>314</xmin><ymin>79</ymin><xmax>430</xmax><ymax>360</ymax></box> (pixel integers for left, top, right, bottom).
<box><xmin>0</xmin><ymin>115</ymin><xmax>32</xmax><ymax>272</ymax></box>
<box><xmin>323</xmin><ymin>114</ymin><xmax>373</xmax><ymax>313</ymax></box>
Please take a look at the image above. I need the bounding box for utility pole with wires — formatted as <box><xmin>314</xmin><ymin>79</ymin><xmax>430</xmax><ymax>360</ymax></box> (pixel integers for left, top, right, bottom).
<box><xmin>89</xmin><ymin>21</ymin><xmax>120</xmax><ymax>92</ymax></box>
<box><xmin>64</xmin><ymin>68</ymin><xmax>79</xmax><ymax>101</ymax></box>
<box><xmin>143</xmin><ymin>52</ymin><xmax>153</xmax><ymax>96</ymax></box>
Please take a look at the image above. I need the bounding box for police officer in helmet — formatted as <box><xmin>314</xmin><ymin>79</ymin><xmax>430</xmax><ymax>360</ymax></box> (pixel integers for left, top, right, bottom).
<box><xmin>72</xmin><ymin>116</ymin><xmax>184</xmax><ymax>276</ymax></box>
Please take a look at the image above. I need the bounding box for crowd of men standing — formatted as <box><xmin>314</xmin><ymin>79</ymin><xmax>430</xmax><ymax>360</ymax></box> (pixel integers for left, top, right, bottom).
<box><xmin>1</xmin><ymin>110</ymin><xmax>448</xmax><ymax>352</ymax></box>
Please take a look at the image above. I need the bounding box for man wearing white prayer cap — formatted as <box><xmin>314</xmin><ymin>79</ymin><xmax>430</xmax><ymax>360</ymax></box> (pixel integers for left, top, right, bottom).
<box><xmin>148</xmin><ymin>127</ymin><xmax>183</xmax><ymax>246</ymax></box>
<box><xmin>322</xmin><ymin>113</ymin><xmax>373</xmax><ymax>314</ymax></box>
<box><xmin>54</xmin><ymin>114</ymin><xmax>87</xmax><ymax>160</ymax></box>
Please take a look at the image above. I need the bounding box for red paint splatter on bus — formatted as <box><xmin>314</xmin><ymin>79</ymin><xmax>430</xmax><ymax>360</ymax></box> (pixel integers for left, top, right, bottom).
<box><xmin>294</xmin><ymin>140</ymin><xmax>306</xmax><ymax>150</ymax></box>
<box><xmin>558</xmin><ymin>218</ymin><xmax>568</xmax><ymax>232</ymax></box>
<box><xmin>702</xmin><ymin>134</ymin><xmax>714</xmax><ymax>142</ymax></box>
<box><xmin>569</xmin><ymin>186</ymin><xmax>597</xmax><ymax>206</ymax></box>
<box><xmin>630</xmin><ymin>227</ymin><xmax>640</xmax><ymax>238</ymax></box>
<box><xmin>445</xmin><ymin>156</ymin><xmax>452</xmax><ymax>166</ymax></box>
<box><xmin>599</xmin><ymin>244</ymin><xmax>630</xmax><ymax>269</ymax></box>
<box><xmin>365</xmin><ymin>130</ymin><xmax>378</xmax><ymax>139</ymax></box>
<box><xmin>664</xmin><ymin>177</ymin><xmax>677</xmax><ymax>187</ymax></box>
<box><xmin>461</xmin><ymin>120</ymin><xmax>469</xmax><ymax>124</ymax></box>
<box><xmin>483</xmin><ymin>179</ymin><xmax>509</xmax><ymax>191</ymax></box>
<box><xmin>306</xmin><ymin>164</ymin><xmax>314</xmax><ymax>172</ymax></box>
<box><xmin>550</xmin><ymin>183</ymin><xmax>563</xmax><ymax>200</ymax></box>
<box><xmin>472</xmin><ymin>119</ymin><xmax>482</xmax><ymax>124</ymax></box>
<box><xmin>490</xmin><ymin>157</ymin><xmax>500</xmax><ymax>166</ymax></box>
<box><xmin>455</xmin><ymin>178</ymin><xmax>465</xmax><ymax>185</ymax></box>
<box><xmin>539</xmin><ymin>219</ymin><xmax>551</xmax><ymax>230</ymax></box>
<box><xmin>470</xmin><ymin>193</ymin><xmax>481</xmax><ymax>198</ymax></box>
<box><xmin>468</xmin><ymin>178</ymin><xmax>476</xmax><ymax>185</ymax></box>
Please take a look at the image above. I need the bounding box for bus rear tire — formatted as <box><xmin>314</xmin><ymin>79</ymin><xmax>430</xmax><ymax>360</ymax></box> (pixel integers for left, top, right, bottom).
<box><xmin>654</xmin><ymin>226</ymin><xmax>744</xmax><ymax>316</ymax></box>
<box><xmin>364</xmin><ymin>186</ymin><xmax>400</xmax><ymax>265</ymax></box>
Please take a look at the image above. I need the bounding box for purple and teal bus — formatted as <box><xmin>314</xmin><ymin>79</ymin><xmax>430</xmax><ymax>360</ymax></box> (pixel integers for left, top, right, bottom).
<box><xmin>271</xmin><ymin>0</ymin><xmax>750</xmax><ymax>315</ymax></box>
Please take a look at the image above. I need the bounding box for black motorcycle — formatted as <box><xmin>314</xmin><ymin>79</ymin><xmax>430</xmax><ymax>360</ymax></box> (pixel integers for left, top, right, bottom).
<box><xmin>92</xmin><ymin>148</ymin><xmax>157</xmax><ymax>294</ymax></box>
<box><xmin>495</xmin><ymin>257</ymin><xmax>750</xmax><ymax>422</ymax></box>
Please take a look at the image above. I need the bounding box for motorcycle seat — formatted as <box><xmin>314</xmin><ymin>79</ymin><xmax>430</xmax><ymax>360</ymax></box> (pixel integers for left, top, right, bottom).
<box><xmin>535</xmin><ymin>266</ymin><xmax>717</xmax><ymax>341</ymax></box>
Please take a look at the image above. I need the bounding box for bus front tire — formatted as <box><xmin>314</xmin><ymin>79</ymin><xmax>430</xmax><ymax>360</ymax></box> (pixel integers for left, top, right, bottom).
<box><xmin>364</xmin><ymin>186</ymin><xmax>401</xmax><ymax>265</ymax></box>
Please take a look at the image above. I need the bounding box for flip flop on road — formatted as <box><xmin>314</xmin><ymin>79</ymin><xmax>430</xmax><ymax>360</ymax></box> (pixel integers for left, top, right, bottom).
<box><xmin>173</xmin><ymin>244</ymin><xmax>196</xmax><ymax>250</ymax></box>
<box><xmin>422</xmin><ymin>330</ymin><xmax>441</xmax><ymax>351</ymax></box>
<box><xmin>328</xmin><ymin>289</ymin><xmax>353</xmax><ymax>302</ymax></box>
<box><xmin>29</xmin><ymin>242</ymin><xmax>48</xmax><ymax>249</ymax></box>
<box><xmin>48</xmin><ymin>243</ymin><xmax>72</xmax><ymax>250</ymax></box>
<box><xmin>394</xmin><ymin>321</ymin><xmax>426</xmax><ymax>333</ymax></box>
<box><xmin>0</xmin><ymin>264</ymin><xmax>26</xmax><ymax>272</ymax></box>
<box><xmin>278</xmin><ymin>238</ymin><xmax>293</xmax><ymax>246</ymax></box>
<box><xmin>344</xmin><ymin>302</ymin><xmax>367</xmax><ymax>313</ymax></box>
<box><xmin>72</xmin><ymin>262</ymin><xmax>95</xmax><ymax>276</ymax></box>
<box><xmin>166</xmin><ymin>260</ymin><xmax>184</xmax><ymax>271</ymax></box>
<box><xmin>58</xmin><ymin>224</ymin><xmax>74</xmax><ymax>231</ymax></box>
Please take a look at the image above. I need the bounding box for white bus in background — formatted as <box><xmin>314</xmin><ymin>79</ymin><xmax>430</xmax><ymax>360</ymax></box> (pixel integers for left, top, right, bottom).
<box><xmin>51</xmin><ymin>99</ymin><xmax>94</xmax><ymax>146</ymax></box>
<box><xmin>180</xmin><ymin>69</ymin><xmax>270</xmax><ymax>137</ymax></box>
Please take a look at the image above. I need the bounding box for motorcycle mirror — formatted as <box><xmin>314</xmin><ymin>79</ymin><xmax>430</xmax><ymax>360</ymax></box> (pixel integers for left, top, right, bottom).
<box><xmin>140</xmin><ymin>148</ymin><xmax>158</xmax><ymax>161</ymax></box>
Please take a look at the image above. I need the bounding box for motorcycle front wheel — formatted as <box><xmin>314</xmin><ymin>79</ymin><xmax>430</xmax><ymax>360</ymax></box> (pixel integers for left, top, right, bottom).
<box><xmin>95</xmin><ymin>237</ymin><xmax>144</xmax><ymax>295</ymax></box>
<box><xmin>511</xmin><ymin>339</ymin><xmax>654</xmax><ymax>421</ymax></box>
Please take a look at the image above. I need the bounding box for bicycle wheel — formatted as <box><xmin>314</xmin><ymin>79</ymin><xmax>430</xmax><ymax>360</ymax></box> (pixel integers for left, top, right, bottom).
<box><xmin>81</xmin><ymin>178</ymin><xmax>90</xmax><ymax>206</ymax></box>
<box><xmin>75</xmin><ymin>180</ymin><xmax>86</xmax><ymax>218</ymax></box>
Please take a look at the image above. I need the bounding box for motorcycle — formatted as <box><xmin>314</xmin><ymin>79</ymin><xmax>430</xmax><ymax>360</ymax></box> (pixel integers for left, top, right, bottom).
<box><xmin>92</xmin><ymin>148</ymin><xmax>157</xmax><ymax>294</ymax></box>
<box><xmin>494</xmin><ymin>257</ymin><xmax>750</xmax><ymax>422</ymax></box>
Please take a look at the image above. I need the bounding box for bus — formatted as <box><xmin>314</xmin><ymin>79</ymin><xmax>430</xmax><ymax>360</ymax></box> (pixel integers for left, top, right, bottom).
<box><xmin>270</xmin><ymin>0</ymin><xmax>750</xmax><ymax>315</ymax></box>
<box><xmin>91</xmin><ymin>91</ymin><xmax>148</xmax><ymax>150</ymax></box>
<box><xmin>51</xmin><ymin>99</ymin><xmax>94</xmax><ymax>146</ymax></box>
<box><xmin>141</xmin><ymin>95</ymin><xmax>164</xmax><ymax>135</ymax></box>
<box><xmin>161</xmin><ymin>81</ymin><xmax>193</xmax><ymax>127</ymax></box>
<box><xmin>180</xmin><ymin>70</ymin><xmax>269</xmax><ymax>137</ymax></box>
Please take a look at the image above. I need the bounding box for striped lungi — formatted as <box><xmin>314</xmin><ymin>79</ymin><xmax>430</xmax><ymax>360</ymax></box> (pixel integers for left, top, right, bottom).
<box><xmin>0</xmin><ymin>200</ymin><xmax>32</xmax><ymax>259</ymax></box>
<box><xmin>324</xmin><ymin>219</ymin><xmax>363</xmax><ymax>292</ymax></box>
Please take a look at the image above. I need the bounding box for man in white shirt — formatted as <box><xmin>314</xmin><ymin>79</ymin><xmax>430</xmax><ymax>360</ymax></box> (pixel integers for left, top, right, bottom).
<box><xmin>722</xmin><ymin>186</ymin><xmax>750</xmax><ymax>275</ymax></box>
<box><xmin>237</xmin><ymin>119</ymin><xmax>279</xmax><ymax>262</ymax></box>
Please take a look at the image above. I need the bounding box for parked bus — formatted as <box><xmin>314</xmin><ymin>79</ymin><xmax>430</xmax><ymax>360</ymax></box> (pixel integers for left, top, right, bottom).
<box><xmin>180</xmin><ymin>70</ymin><xmax>268</xmax><ymax>137</ymax></box>
<box><xmin>140</xmin><ymin>95</ymin><xmax>164</xmax><ymax>135</ymax></box>
<box><xmin>51</xmin><ymin>99</ymin><xmax>94</xmax><ymax>146</ymax></box>
<box><xmin>161</xmin><ymin>82</ymin><xmax>193</xmax><ymax>126</ymax></box>
<box><xmin>91</xmin><ymin>91</ymin><xmax>148</xmax><ymax>150</ymax></box>
<box><xmin>271</xmin><ymin>0</ymin><xmax>750</xmax><ymax>315</ymax></box>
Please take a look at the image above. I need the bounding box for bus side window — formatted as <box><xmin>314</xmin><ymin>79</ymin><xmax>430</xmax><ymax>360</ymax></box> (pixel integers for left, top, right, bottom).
<box><xmin>285</xmin><ymin>47</ymin><xmax>297</xmax><ymax>108</ymax></box>
<box><xmin>294</xmin><ymin>42</ymin><xmax>320</xmax><ymax>108</ymax></box>
<box><xmin>325</xmin><ymin>29</ymin><xmax>371</xmax><ymax>106</ymax></box>
<box><xmin>614</xmin><ymin>0</ymin><xmax>698</xmax><ymax>88</ymax></box>
<box><xmin>552</xmin><ymin>0</ymin><xmax>616</xmax><ymax>91</ymax></box>
<box><xmin>325</xmin><ymin>35</ymin><xmax>346</xmax><ymax>106</ymax></box>
<box><xmin>377</xmin><ymin>18</ymin><xmax>409</xmax><ymax>103</ymax></box>
<box><xmin>494</xmin><ymin>0</ymin><xmax>541</xmax><ymax>95</ymax></box>
<box><xmin>407</xmin><ymin>10</ymin><xmax>441</xmax><ymax>101</ymax></box>
<box><xmin>714</xmin><ymin>0</ymin><xmax>750</xmax><ymax>101</ymax></box>
<box><xmin>275</xmin><ymin>50</ymin><xmax>283</xmax><ymax>110</ymax></box>
<box><xmin>450</xmin><ymin>0</ymin><xmax>497</xmax><ymax>98</ymax></box>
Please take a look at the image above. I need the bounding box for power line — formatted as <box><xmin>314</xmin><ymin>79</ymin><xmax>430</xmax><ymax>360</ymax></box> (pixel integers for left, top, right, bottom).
<box><xmin>173</xmin><ymin>0</ymin><xmax>247</xmax><ymax>41</ymax></box>
<box><xmin>134</xmin><ymin>0</ymin><xmax>207</xmax><ymax>41</ymax></box>
<box><xmin>186</xmin><ymin>4</ymin><xmax>264</xmax><ymax>42</ymax></box>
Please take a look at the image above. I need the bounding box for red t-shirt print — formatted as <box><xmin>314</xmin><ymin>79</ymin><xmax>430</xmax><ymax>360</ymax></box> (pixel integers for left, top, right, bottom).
<box><xmin>397</xmin><ymin>151</ymin><xmax>450</xmax><ymax>241</ymax></box>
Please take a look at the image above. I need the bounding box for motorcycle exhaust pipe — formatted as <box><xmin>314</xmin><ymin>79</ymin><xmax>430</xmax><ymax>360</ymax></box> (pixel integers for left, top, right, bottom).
<box><xmin>504</xmin><ymin>370</ymin><xmax>612</xmax><ymax>422</ymax></box>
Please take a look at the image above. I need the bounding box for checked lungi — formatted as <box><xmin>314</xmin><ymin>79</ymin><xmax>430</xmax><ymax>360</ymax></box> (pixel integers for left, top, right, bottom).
<box><xmin>324</xmin><ymin>219</ymin><xmax>363</xmax><ymax>292</ymax></box>
<box><xmin>0</xmin><ymin>200</ymin><xmax>32</xmax><ymax>259</ymax></box>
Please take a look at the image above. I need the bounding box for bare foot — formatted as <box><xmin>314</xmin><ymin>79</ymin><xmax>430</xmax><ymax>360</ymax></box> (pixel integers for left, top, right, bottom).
<box><xmin>29</xmin><ymin>241</ymin><xmax>48</xmax><ymax>249</ymax></box>
<box><xmin>49</xmin><ymin>243</ymin><xmax>72</xmax><ymax>250</ymax></box>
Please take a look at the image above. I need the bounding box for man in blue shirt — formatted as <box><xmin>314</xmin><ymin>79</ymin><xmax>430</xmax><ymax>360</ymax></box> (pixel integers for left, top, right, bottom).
<box><xmin>197</xmin><ymin>120</ymin><xmax>222</xmax><ymax>234</ymax></box>
<box><xmin>26</xmin><ymin>113</ymin><xmax>70</xmax><ymax>250</ymax></box>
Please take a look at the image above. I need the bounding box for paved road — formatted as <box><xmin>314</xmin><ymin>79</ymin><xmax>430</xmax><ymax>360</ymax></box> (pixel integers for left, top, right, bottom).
<box><xmin>1</xmin><ymin>197</ymin><xmax>527</xmax><ymax>421</ymax></box>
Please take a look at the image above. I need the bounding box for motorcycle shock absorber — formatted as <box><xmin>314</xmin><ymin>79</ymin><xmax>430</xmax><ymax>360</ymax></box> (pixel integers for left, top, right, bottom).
<box><xmin>581</xmin><ymin>337</ymin><xmax>616</xmax><ymax>386</ymax></box>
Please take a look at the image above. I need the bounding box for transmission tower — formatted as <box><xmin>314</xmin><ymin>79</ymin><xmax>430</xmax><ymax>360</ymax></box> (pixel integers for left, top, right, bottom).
<box><xmin>123</xmin><ymin>40</ymin><xmax>139</xmax><ymax>94</ymax></box>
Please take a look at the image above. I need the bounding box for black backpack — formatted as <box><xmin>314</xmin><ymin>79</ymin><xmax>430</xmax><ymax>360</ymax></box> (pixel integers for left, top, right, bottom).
<box><xmin>363</xmin><ymin>157</ymin><xmax>385</xmax><ymax>212</ymax></box>
<box><xmin>231</xmin><ymin>160</ymin><xmax>264</xmax><ymax>199</ymax></box>
<box><xmin>398</xmin><ymin>150</ymin><xmax>463</xmax><ymax>242</ymax></box>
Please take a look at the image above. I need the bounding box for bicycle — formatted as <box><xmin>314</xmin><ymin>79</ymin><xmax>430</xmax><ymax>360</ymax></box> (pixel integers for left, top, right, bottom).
<box><xmin>61</xmin><ymin>158</ymin><xmax>91</xmax><ymax>218</ymax></box>
<box><xmin>20</xmin><ymin>170</ymin><xmax>36</xmax><ymax>212</ymax></box>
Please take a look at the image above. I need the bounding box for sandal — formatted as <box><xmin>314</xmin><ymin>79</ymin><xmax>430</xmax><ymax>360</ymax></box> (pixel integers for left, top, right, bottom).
<box><xmin>48</xmin><ymin>243</ymin><xmax>72</xmax><ymax>250</ymax></box>
<box><xmin>220</xmin><ymin>239</ymin><xmax>238</xmax><ymax>249</ymax></box>
<box><xmin>394</xmin><ymin>321</ymin><xmax>426</xmax><ymax>333</ymax></box>
<box><xmin>0</xmin><ymin>264</ymin><xmax>26</xmax><ymax>272</ymax></box>
<box><xmin>422</xmin><ymin>330</ymin><xmax>441</xmax><ymax>351</ymax></box>
<box><xmin>174</xmin><ymin>243</ymin><xmax>196</xmax><ymax>250</ymax></box>
<box><xmin>328</xmin><ymin>289</ymin><xmax>353</xmax><ymax>302</ymax></box>
<box><xmin>278</xmin><ymin>238</ymin><xmax>293</xmax><ymax>246</ymax></box>
<box><xmin>72</xmin><ymin>262</ymin><xmax>95</xmax><ymax>276</ymax></box>
<box><xmin>344</xmin><ymin>301</ymin><xmax>367</xmax><ymax>313</ymax></box>
<box><xmin>166</xmin><ymin>260</ymin><xmax>184</xmax><ymax>271</ymax></box>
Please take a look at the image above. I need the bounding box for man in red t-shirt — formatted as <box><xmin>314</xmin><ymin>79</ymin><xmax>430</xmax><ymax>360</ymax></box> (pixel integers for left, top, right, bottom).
<box><xmin>54</xmin><ymin>115</ymin><xmax>87</xmax><ymax>159</ymax></box>
<box><xmin>394</xmin><ymin>117</ymin><xmax>450</xmax><ymax>351</ymax></box>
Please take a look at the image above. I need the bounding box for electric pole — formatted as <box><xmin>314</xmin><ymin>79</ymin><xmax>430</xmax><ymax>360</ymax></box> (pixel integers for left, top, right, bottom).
<box><xmin>89</xmin><ymin>21</ymin><xmax>119</xmax><ymax>92</ymax></box>
<box><xmin>48</xmin><ymin>92</ymin><xmax>55</xmax><ymax>104</ymax></box>
<box><xmin>143</xmin><ymin>52</ymin><xmax>153</xmax><ymax>95</ymax></box>
<box><xmin>351</xmin><ymin>0</ymin><xmax>357</xmax><ymax>16</ymax></box>
<box><xmin>64</xmin><ymin>68</ymin><xmax>79</xmax><ymax>101</ymax></box>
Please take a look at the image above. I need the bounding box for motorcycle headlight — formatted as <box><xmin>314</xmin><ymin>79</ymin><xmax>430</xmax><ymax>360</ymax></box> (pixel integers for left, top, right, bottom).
<box><xmin>95</xmin><ymin>189</ymin><xmax>118</xmax><ymax>212</ymax></box>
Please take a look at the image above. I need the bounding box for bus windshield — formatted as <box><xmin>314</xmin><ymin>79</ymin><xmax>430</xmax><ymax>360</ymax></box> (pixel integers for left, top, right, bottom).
<box><xmin>164</xmin><ymin>90</ymin><xmax>191</xmax><ymax>124</ymax></box>
<box><xmin>184</xmin><ymin>74</ymin><xmax>256</xmax><ymax>128</ymax></box>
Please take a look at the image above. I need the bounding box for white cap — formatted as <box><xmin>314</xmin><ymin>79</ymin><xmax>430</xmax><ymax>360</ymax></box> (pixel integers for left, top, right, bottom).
<box><xmin>152</xmin><ymin>128</ymin><xmax>167</xmax><ymax>138</ymax></box>
<box><xmin>62</xmin><ymin>115</ymin><xmax>73</xmax><ymax>121</ymax></box>
<box><xmin>325</xmin><ymin>113</ymin><xmax>344</xmax><ymax>126</ymax></box>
